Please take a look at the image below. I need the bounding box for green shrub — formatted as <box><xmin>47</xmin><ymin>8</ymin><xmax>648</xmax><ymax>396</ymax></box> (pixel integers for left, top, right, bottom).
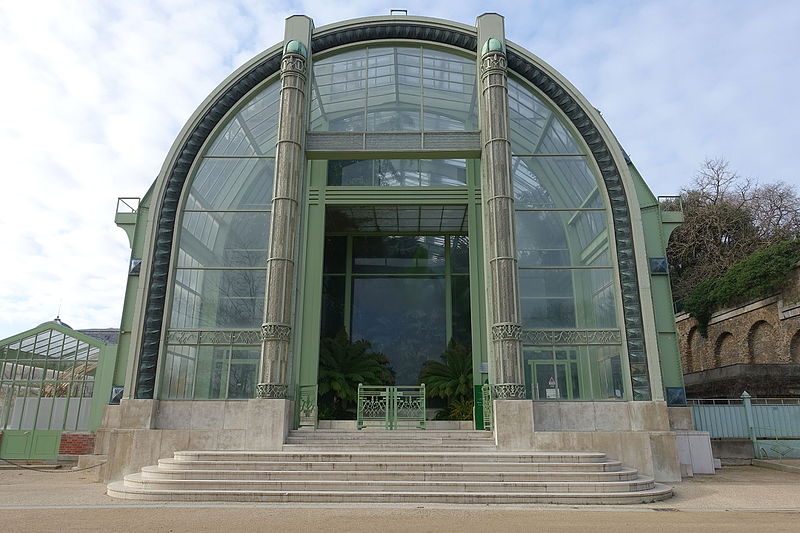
<box><xmin>684</xmin><ymin>239</ymin><xmax>800</xmax><ymax>336</ymax></box>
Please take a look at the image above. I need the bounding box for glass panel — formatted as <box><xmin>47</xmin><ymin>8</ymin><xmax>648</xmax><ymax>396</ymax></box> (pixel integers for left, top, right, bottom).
<box><xmin>177</xmin><ymin>212</ymin><xmax>269</xmax><ymax>268</ymax></box>
<box><xmin>519</xmin><ymin>268</ymin><xmax>617</xmax><ymax>329</ymax></box>
<box><xmin>520</xmin><ymin>298</ymin><xmax>575</xmax><ymax>329</ymax></box>
<box><xmin>420</xmin><ymin>159</ymin><xmax>467</xmax><ymax>186</ymax></box>
<box><xmin>227</xmin><ymin>348</ymin><xmax>259</xmax><ymax>399</ymax></box>
<box><xmin>422</xmin><ymin>48</ymin><xmax>477</xmax><ymax>130</ymax></box>
<box><xmin>589</xmin><ymin>345</ymin><xmax>625</xmax><ymax>400</ymax></box>
<box><xmin>515</xmin><ymin>210</ymin><xmax>609</xmax><ymax>267</ymax></box>
<box><xmin>185</xmin><ymin>158</ymin><xmax>274</xmax><ymax>210</ymax></box>
<box><xmin>508</xmin><ymin>78</ymin><xmax>581</xmax><ymax>155</ymax></box>
<box><xmin>194</xmin><ymin>346</ymin><xmax>228</xmax><ymax>400</ymax></box>
<box><xmin>161</xmin><ymin>345</ymin><xmax>197</xmax><ymax>399</ymax></box>
<box><xmin>207</xmin><ymin>81</ymin><xmax>280</xmax><ymax>156</ymax></box>
<box><xmin>327</xmin><ymin>160</ymin><xmax>378</xmax><ymax>186</ymax></box>
<box><xmin>352</xmin><ymin>236</ymin><xmax>446</xmax><ymax>274</ymax></box>
<box><xmin>327</xmin><ymin>159</ymin><xmax>468</xmax><ymax>187</ymax></box>
<box><xmin>571</xmin><ymin>210</ymin><xmax>607</xmax><ymax>250</ymax></box>
<box><xmin>310</xmin><ymin>46</ymin><xmax>476</xmax><ymax>132</ymax></box>
<box><xmin>366</xmin><ymin>47</ymin><xmax>421</xmax><ymax>131</ymax></box>
<box><xmin>513</xmin><ymin>157</ymin><xmax>601</xmax><ymax>209</ymax></box>
<box><xmin>451</xmin><ymin>274</ymin><xmax>472</xmax><ymax>346</ymax></box>
<box><xmin>320</xmin><ymin>275</ymin><xmax>346</xmax><ymax>339</ymax></box>
<box><xmin>351</xmin><ymin>276</ymin><xmax>447</xmax><ymax>385</ymax></box>
<box><xmin>450</xmin><ymin>235</ymin><xmax>470</xmax><ymax>273</ymax></box>
<box><xmin>310</xmin><ymin>48</ymin><xmax>367</xmax><ymax>131</ymax></box>
<box><xmin>169</xmin><ymin>269</ymin><xmax>266</xmax><ymax>329</ymax></box>
<box><xmin>323</xmin><ymin>236</ymin><xmax>347</xmax><ymax>274</ymax></box>
<box><xmin>327</xmin><ymin>159</ymin><xmax>421</xmax><ymax>187</ymax></box>
<box><xmin>524</xmin><ymin>347</ymin><xmax>585</xmax><ymax>400</ymax></box>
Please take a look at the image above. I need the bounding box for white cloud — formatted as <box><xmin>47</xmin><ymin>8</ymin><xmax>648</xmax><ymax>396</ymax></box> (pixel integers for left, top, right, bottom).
<box><xmin>0</xmin><ymin>0</ymin><xmax>797</xmax><ymax>339</ymax></box>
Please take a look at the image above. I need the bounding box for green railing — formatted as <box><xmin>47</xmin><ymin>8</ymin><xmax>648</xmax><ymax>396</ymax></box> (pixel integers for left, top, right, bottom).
<box><xmin>357</xmin><ymin>384</ymin><xmax>426</xmax><ymax>430</ymax></box>
<box><xmin>690</xmin><ymin>393</ymin><xmax>800</xmax><ymax>459</ymax></box>
<box><xmin>295</xmin><ymin>384</ymin><xmax>318</xmax><ymax>429</ymax></box>
<box><xmin>481</xmin><ymin>383</ymin><xmax>493</xmax><ymax>431</ymax></box>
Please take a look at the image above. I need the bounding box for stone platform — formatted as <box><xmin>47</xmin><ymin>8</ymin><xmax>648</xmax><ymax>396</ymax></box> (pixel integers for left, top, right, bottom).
<box><xmin>107</xmin><ymin>430</ymin><xmax>671</xmax><ymax>504</ymax></box>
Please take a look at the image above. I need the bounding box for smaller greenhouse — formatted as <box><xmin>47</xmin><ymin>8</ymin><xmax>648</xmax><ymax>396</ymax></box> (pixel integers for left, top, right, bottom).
<box><xmin>0</xmin><ymin>321</ymin><xmax>118</xmax><ymax>460</ymax></box>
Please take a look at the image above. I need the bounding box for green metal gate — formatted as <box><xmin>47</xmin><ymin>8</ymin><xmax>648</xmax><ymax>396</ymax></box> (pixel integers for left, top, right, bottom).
<box><xmin>356</xmin><ymin>384</ymin><xmax>426</xmax><ymax>429</ymax></box>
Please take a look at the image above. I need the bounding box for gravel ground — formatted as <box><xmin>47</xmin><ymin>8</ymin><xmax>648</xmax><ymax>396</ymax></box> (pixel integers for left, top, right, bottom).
<box><xmin>0</xmin><ymin>465</ymin><xmax>798</xmax><ymax>532</ymax></box>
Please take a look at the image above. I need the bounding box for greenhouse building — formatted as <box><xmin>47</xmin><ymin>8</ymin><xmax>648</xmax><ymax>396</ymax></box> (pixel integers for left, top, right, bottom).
<box><xmin>95</xmin><ymin>13</ymin><xmax>704</xmax><ymax>503</ymax></box>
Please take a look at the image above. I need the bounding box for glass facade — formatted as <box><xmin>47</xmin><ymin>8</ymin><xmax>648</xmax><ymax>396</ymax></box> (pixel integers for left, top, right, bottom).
<box><xmin>1</xmin><ymin>329</ymin><xmax>98</xmax><ymax>431</ymax></box>
<box><xmin>509</xmin><ymin>77</ymin><xmax>624</xmax><ymax>400</ymax></box>
<box><xmin>159</xmin><ymin>45</ymin><xmax>627</xmax><ymax>402</ymax></box>
<box><xmin>162</xmin><ymin>79</ymin><xmax>279</xmax><ymax>400</ymax></box>
<box><xmin>310</xmin><ymin>46</ymin><xmax>478</xmax><ymax>132</ymax></box>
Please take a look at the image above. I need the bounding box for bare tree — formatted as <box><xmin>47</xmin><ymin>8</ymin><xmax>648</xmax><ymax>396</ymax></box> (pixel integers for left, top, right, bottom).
<box><xmin>667</xmin><ymin>158</ymin><xmax>800</xmax><ymax>301</ymax></box>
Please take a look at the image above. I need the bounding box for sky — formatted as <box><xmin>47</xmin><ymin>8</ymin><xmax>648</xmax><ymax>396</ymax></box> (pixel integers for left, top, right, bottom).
<box><xmin>0</xmin><ymin>0</ymin><xmax>798</xmax><ymax>340</ymax></box>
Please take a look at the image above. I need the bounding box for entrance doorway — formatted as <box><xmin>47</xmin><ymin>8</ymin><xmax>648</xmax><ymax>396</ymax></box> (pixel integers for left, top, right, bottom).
<box><xmin>316</xmin><ymin>205</ymin><xmax>472</xmax><ymax>420</ymax></box>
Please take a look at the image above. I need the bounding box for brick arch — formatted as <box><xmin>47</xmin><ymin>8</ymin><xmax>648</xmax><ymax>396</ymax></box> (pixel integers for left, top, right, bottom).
<box><xmin>748</xmin><ymin>320</ymin><xmax>776</xmax><ymax>364</ymax></box>
<box><xmin>685</xmin><ymin>326</ymin><xmax>699</xmax><ymax>372</ymax></box>
<box><xmin>791</xmin><ymin>330</ymin><xmax>800</xmax><ymax>363</ymax></box>
<box><xmin>714</xmin><ymin>332</ymin><xmax>736</xmax><ymax>366</ymax></box>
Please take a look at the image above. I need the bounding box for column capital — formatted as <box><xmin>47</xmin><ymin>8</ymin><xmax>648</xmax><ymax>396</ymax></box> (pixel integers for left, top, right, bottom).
<box><xmin>281</xmin><ymin>52</ymin><xmax>307</xmax><ymax>78</ymax></box>
<box><xmin>493</xmin><ymin>383</ymin><xmax>526</xmax><ymax>399</ymax></box>
<box><xmin>480</xmin><ymin>50</ymin><xmax>507</xmax><ymax>78</ymax></box>
<box><xmin>261</xmin><ymin>323</ymin><xmax>292</xmax><ymax>342</ymax></box>
<box><xmin>256</xmin><ymin>383</ymin><xmax>289</xmax><ymax>399</ymax></box>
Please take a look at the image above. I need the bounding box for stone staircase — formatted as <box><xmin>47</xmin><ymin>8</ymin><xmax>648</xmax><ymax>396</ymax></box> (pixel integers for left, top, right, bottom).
<box><xmin>107</xmin><ymin>429</ymin><xmax>672</xmax><ymax>504</ymax></box>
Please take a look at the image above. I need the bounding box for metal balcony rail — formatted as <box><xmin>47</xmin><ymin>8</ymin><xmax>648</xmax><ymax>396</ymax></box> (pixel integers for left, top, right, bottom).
<box><xmin>116</xmin><ymin>197</ymin><xmax>140</xmax><ymax>214</ymax></box>
<box><xmin>657</xmin><ymin>195</ymin><xmax>683</xmax><ymax>212</ymax></box>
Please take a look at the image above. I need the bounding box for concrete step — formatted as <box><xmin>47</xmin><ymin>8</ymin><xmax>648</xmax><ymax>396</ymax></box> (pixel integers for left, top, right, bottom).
<box><xmin>288</xmin><ymin>430</ymin><xmax>493</xmax><ymax>439</ymax></box>
<box><xmin>141</xmin><ymin>465</ymin><xmax>641</xmax><ymax>482</ymax></box>
<box><xmin>107</xmin><ymin>483</ymin><xmax>673</xmax><ymax>504</ymax></box>
<box><xmin>109</xmin><ymin>439</ymin><xmax>672</xmax><ymax>504</ymax></box>
<box><xmin>122</xmin><ymin>473</ymin><xmax>656</xmax><ymax>493</ymax></box>
<box><xmin>283</xmin><ymin>444</ymin><xmax>499</xmax><ymax>451</ymax></box>
<box><xmin>171</xmin><ymin>450</ymin><xmax>610</xmax><ymax>464</ymax></box>
<box><xmin>157</xmin><ymin>458</ymin><xmax>624</xmax><ymax>472</ymax></box>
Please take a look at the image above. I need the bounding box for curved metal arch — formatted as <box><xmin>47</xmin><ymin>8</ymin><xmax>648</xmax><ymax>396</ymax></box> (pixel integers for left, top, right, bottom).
<box><xmin>135</xmin><ymin>20</ymin><xmax>648</xmax><ymax>400</ymax></box>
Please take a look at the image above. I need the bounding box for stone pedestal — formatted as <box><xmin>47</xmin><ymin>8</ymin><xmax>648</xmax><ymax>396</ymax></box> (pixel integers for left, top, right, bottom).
<box><xmin>493</xmin><ymin>399</ymin><xmax>535</xmax><ymax>450</ymax></box>
<box><xmin>245</xmin><ymin>399</ymin><xmax>293</xmax><ymax>450</ymax></box>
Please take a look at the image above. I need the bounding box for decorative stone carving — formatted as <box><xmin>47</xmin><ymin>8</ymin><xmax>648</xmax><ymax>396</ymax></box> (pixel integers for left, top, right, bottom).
<box><xmin>480</xmin><ymin>51</ymin><xmax>507</xmax><ymax>76</ymax></box>
<box><xmin>493</xmin><ymin>383</ymin><xmax>526</xmax><ymax>399</ymax></box>
<box><xmin>281</xmin><ymin>53</ymin><xmax>306</xmax><ymax>76</ymax></box>
<box><xmin>256</xmin><ymin>383</ymin><xmax>289</xmax><ymax>399</ymax></box>
<box><xmin>260</xmin><ymin>323</ymin><xmax>292</xmax><ymax>342</ymax></box>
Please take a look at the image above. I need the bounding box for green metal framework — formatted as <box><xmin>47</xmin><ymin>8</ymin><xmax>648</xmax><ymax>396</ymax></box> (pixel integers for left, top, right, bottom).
<box><xmin>0</xmin><ymin>322</ymin><xmax>116</xmax><ymax>459</ymax></box>
<box><xmin>356</xmin><ymin>384</ymin><xmax>426</xmax><ymax>430</ymax></box>
<box><xmin>125</xmin><ymin>16</ymin><xmax>687</xmax><ymax>412</ymax></box>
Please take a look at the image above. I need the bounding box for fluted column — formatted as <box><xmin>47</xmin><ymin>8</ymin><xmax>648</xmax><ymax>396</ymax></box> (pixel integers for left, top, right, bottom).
<box><xmin>257</xmin><ymin>38</ymin><xmax>309</xmax><ymax>399</ymax></box>
<box><xmin>478</xmin><ymin>32</ymin><xmax>525</xmax><ymax>400</ymax></box>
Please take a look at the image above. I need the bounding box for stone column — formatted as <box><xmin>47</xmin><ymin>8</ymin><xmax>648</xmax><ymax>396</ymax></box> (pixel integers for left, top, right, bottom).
<box><xmin>257</xmin><ymin>19</ymin><xmax>312</xmax><ymax>399</ymax></box>
<box><xmin>477</xmin><ymin>15</ymin><xmax>525</xmax><ymax>399</ymax></box>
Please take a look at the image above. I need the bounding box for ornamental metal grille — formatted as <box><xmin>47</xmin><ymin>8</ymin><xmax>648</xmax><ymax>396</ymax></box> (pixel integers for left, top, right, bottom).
<box><xmin>296</xmin><ymin>384</ymin><xmax>318</xmax><ymax>428</ymax></box>
<box><xmin>520</xmin><ymin>329</ymin><xmax>622</xmax><ymax>345</ymax></box>
<box><xmin>356</xmin><ymin>384</ymin><xmax>426</xmax><ymax>430</ymax></box>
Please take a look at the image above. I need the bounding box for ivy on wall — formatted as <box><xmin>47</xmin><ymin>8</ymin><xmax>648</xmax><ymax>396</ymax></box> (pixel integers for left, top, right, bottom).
<box><xmin>684</xmin><ymin>239</ymin><xmax>800</xmax><ymax>336</ymax></box>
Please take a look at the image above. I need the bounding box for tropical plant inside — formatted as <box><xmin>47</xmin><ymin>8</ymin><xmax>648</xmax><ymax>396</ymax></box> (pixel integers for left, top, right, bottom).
<box><xmin>419</xmin><ymin>339</ymin><xmax>473</xmax><ymax>420</ymax></box>
<box><xmin>317</xmin><ymin>330</ymin><xmax>394</xmax><ymax>419</ymax></box>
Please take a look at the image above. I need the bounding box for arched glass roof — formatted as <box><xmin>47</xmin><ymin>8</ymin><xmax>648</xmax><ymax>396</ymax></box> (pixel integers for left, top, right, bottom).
<box><xmin>309</xmin><ymin>46</ymin><xmax>478</xmax><ymax>132</ymax></box>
